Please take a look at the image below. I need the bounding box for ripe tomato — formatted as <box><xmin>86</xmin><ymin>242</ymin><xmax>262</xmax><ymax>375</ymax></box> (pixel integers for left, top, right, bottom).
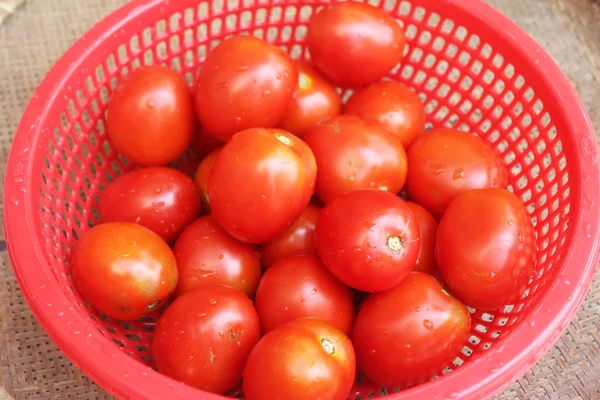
<box><xmin>436</xmin><ymin>188</ymin><xmax>536</xmax><ymax>310</ymax></box>
<box><xmin>98</xmin><ymin>167</ymin><xmax>200</xmax><ymax>244</ymax></box>
<box><xmin>316</xmin><ymin>189</ymin><xmax>419</xmax><ymax>293</ymax></box>
<box><xmin>353</xmin><ymin>272</ymin><xmax>471</xmax><ymax>387</ymax></box>
<box><xmin>259</xmin><ymin>203</ymin><xmax>321</xmax><ymax>268</ymax></box>
<box><xmin>107</xmin><ymin>66</ymin><xmax>195</xmax><ymax>166</ymax></box>
<box><xmin>303</xmin><ymin>115</ymin><xmax>408</xmax><ymax>204</ymax></box>
<box><xmin>405</xmin><ymin>128</ymin><xmax>508</xmax><ymax>218</ymax></box>
<box><xmin>255</xmin><ymin>256</ymin><xmax>355</xmax><ymax>335</ymax></box>
<box><xmin>307</xmin><ymin>2</ymin><xmax>405</xmax><ymax>86</ymax></box>
<box><xmin>194</xmin><ymin>147</ymin><xmax>221</xmax><ymax>214</ymax></box>
<box><xmin>195</xmin><ymin>36</ymin><xmax>298</xmax><ymax>141</ymax></box>
<box><xmin>243</xmin><ymin>318</ymin><xmax>356</xmax><ymax>400</ymax></box>
<box><xmin>345</xmin><ymin>81</ymin><xmax>425</xmax><ymax>148</ymax></box>
<box><xmin>406</xmin><ymin>202</ymin><xmax>438</xmax><ymax>275</ymax></box>
<box><xmin>208</xmin><ymin>128</ymin><xmax>317</xmax><ymax>244</ymax></box>
<box><xmin>173</xmin><ymin>215</ymin><xmax>262</xmax><ymax>298</ymax></box>
<box><xmin>279</xmin><ymin>61</ymin><xmax>342</xmax><ymax>137</ymax></box>
<box><xmin>191</xmin><ymin>127</ymin><xmax>222</xmax><ymax>160</ymax></box>
<box><xmin>153</xmin><ymin>285</ymin><xmax>260</xmax><ymax>394</ymax></box>
<box><xmin>71</xmin><ymin>222</ymin><xmax>177</xmax><ymax>320</ymax></box>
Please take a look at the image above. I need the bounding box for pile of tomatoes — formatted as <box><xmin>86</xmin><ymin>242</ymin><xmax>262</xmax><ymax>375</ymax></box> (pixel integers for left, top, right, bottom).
<box><xmin>70</xmin><ymin>3</ymin><xmax>537</xmax><ymax>399</ymax></box>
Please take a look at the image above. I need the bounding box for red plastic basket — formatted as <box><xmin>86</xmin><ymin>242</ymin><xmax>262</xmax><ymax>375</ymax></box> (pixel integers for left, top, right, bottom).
<box><xmin>4</xmin><ymin>0</ymin><xmax>600</xmax><ymax>399</ymax></box>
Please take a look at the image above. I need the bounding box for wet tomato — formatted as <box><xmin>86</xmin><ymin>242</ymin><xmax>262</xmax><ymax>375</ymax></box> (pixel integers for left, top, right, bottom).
<box><xmin>208</xmin><ymin>128</ymin><xmax>317</xmax><ymax>244</ymax></box>
<box><xmin>307</xmin><ymin>2</ymin><xmax>405</xmax><ymax>86</ymax></box>
<box><xmin>255</xmin><ymin>256</ymin><xmax>355</xmax><ymax>335</ymax></box>
<box><xmin>107</xmin><ymin>66</ymin><xmax>195</xmax><ymax>166</ymax></box>
<box><xmin>71</xmin><ymin>222</ymin><xmax>177</xmax><ymax>320</ymax></box>
<box><xmin>194</xmin><ymin>147</ymin><xmax>221</xmax><ymax>214</ymax></box>
<box><xmin>99</xmin><ymin>167</ymin><xmax>200</xmax><ymax>244</ymax></box>
<box><xmin>243</xmin><ymin>318</ymin><xmax>356</xmax><ymax>400</ymax></box>
<box><xmin>353</xmin><ymin>272</ymin><xmax>471</xmax><ymax>388</ymax></box>
<box><xmin>436</xmin><ymin>188</ymin><xmax>536</xmax><ymax>310</ymax></box>
<box><xmin>153</xmin><ymin>285</ymin><xmax>260</xmax><ymax>394</ymax></box>
<box><xmin>406</xmin><ymin>201</ymin><xmax>438</xmax><ymax>275</ymax></box>
<box><xmin>406</xmin><ymin>128</ymin><xmax>508</xmax><ymax>218</ymax></box>
<box><xmin>316</xmin><ymin>189</ymin><xmax>419</xmax><ymax>293</ymax></box>
<box><xmin>303</xmin><ymin>115</ymin><xmax>407</xmax><ymax>204</ymax></box>
<box><xmin>195</xmin><ymin>36</ymin><xmax>298</xmax><ymax>141</ymax></box>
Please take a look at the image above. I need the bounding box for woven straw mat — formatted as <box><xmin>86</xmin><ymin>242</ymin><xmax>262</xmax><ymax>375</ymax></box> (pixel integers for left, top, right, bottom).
<box><xmin>0</xmin><ymin>0</ymin><xmax>599</xmax><ymax>399</ymax></box>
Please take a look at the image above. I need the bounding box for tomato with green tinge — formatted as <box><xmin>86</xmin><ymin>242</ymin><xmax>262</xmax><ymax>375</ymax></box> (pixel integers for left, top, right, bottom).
<box><xmin>194</xmin><ymin>147</ymin><xmax>221</xmax><ymax>214</ymax></box>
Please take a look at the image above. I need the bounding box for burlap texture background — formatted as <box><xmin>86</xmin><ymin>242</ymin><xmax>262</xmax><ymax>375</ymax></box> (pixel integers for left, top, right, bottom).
<box><xmin>0</xmin><ymin>0</ymin><xmax>599</xmax><ymax>399</ymax></box>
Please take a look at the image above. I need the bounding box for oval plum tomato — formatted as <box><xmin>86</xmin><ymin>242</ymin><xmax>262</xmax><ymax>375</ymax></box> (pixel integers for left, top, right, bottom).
<box><xmin>353</xmin><ymin>272</ymin><xmax>471</xmax><ymax>387</ymax></box>
<box><xmin>153</xmin><ymin>285</ymin><xmax>260</xmax><ymax>394</ymax></box>
<box><xmin>98</xmin><ymin>167</ymin><xmax>200</xmax><ymax>244</ymax></box>
<box><xmin>345</xmin><ymin>81</ymin><xmax>425</xmax><ymax>148</ymax></box>
<box><xmin>406</xmin><ymin>128</ymin><xmax>508</xmax><ymax>218</ymax></box>
<box><xmin>406</xmin><ymin>202</ymin><xmax>438</xmax><ymax>275</ymax></box>
<box><xmin>194</xmin><ymin>147</ymin><xmax>221</xmax><ymax>214</ymax></box>
<box><xmin>436</xmin><ymin>188</ymin><xmax>536</xmax><ymax>310</ymax></box>
<box><xmin>303</xmin><ymin>115</ymin><xmax>408</xmax><ymax>204</ymax></box>
<box><xmin>243</xmin><ymin>318</ymin><xmax>356</xmax><ymax>400</ymax></box>
<box><xmin>259</xmin><ymin>203</ymin><xmax>321</xmax><ymax>268</ymax></box>
<box><xmin>191</xmin><ymin>127</ymin><xmax>222</xmax><ymax>159</ymax></box>
<box><xmin>71</xmin><ymin>222</ymin><xmax>177</xmax><ymax>320</ymax></box>
<box><xmin>255</xmin><ymin>256</ymin><xmax>355</xmax><ymax>335</ymax></box>
<box><xmin>208</xmin><ymin>128</ymin><xmax>317</xmax><ymax>244</ymax></box>
<box><xmin>173</xmin><ymin>215</ymin><xmax>262</xmax><ymax>298</ymax></box>
<box><xmin>279</xmin><ymin>61</ymin><xmax>342</xmax><ymax>137</ymax></box>
<box><xmin>316</xmin><ymin>189</ymin><xmax>419</xmax><ymax>293</ymax></box>
<box><xmin>307</xmin><ymin>2</ymin><xmax>405</xmax><ymax>86</ymax></box>
<box><xmin>107</xmin><ymin>66</ymin><xmax>195</xmax><ymax>166</ymax></box>
<box><xmin>195</xmin><ymin>36</ymin><xmax>298</xmax><ymax>141</ymax></box>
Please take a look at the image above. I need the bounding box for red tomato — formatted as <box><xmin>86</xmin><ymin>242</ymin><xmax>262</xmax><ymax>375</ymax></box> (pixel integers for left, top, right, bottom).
<box><xmin>208</xmin><ymin>128</ymin><xmax>317</xmax><ymax>244</ymax></box>
<box><xmin>436</xmin><ymin>188</ymin><xmax>536</xmax><ymax>310</ymax></box>
<box><xmin>353</xmin><ymin>272</ymin><xmax>471</xmax><ymax>387</ymax></box>
<box><xmin>345</xmin><ymin>81</ymin><xmax>425</xmax><ymax>148</ymax></box>
<box><xmin>153</xmin><ymin>285</ymin><xmax>260</xmax><ymax>394</ymax></box>
<box><xmin>191</xmin><ymin>127</ymin><xmax>223</xmax><ymax>160</ymax></box>
<box><xmin>406</xmin><ymin>128</ymin><xmax>508</xmax><ymax>218</ymax></box>
<box><xmin>279</xmin><ymin>61</ymin><xmax>342</xmax><ymax>137</ymax></box>
<box><xmin>71</xmin><ymin>222</ymin><xmax>177</xmax><ymax>320</ymax></box>
<box><xmin>316</xmin><ymin>189</ymin><xmax>419</xmax><ymax>293</ymax></box>
<box><xmin>406</xmin><ymin>202</ymin><xmax>438</xmax><ymax>275</ymax></box>
<box><xmin>243</xmin><ymin>318</ymin><xmax>356</xmax><ymax>400</ymax></box>
<box><xmin>99</xmin><ymin>167</ymin><xmax>200</xmax><ymax>244</ymax></box>
<box><xmin>194</xmin><ymin>147</ymin><xmax>221</xmax><ymax>214</ymax></box>
<box><xmin>255</xmin><ymin>256</ymin><xmax>355</xmax><ymax>335</ymax></box>
<box><xmin>173</xmin><ymin>215</ymin><xmax>262</xmax><ymax>298</ymax></box>
<box><xmin>259</xmin><ymin>203</ymin><xmax>321</xmax><ymax>268</ymax></box>
<box><xmin>307</xmin><ymin>2</ymin><xmax>405</xmax><ymax>86</ymax></box>
<box><xmin>195</xmin><ymin>36</ymin><xmax>298</xmax><ymax>141</ymax></box>
<box><xmin>107</xmin><ymin>66</ymin><xmax>195</xmax><ymax>166</ymax></box>
<box><xmin>303</xmin><ymin>115</ymin><xmax>407</xmax><ymax>204</ymax></box>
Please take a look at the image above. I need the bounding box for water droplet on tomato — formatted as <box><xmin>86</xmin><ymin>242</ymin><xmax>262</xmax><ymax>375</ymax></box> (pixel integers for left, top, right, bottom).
<box><xmin>236</xmin><ymin>65</ymin><xmax>249</xmax><ymax>71</ymax></box>
<box><xmin>453</xmin><ymin>168</ymin><xmax>465</xmax><ymax>179</ymax></box>
<box><xmin>209</xmin><ymin>298</ymin><xmax>218</xmax><ymax>305</ymax></box>
<box><xmin>423</xmin><ymin>319</ymin><xmax>434</xmax><ymax>331</ymax></box>
<box><xmin>352</xmin><ymin>246</ymin><xmax>362</xmax><ymax>254</ymax></box>
<box><xmin>146</xmin><ymin>100</ymin><xmax>155</xmax><ymax>109</ymax></box>
<box><xmin>218</xmin><ymin>254</ymin><xmax>224</xmax><ymax>259</ymax></box>
<box><xmin>154</xmin><ymin>187</ymin><xmax>162</xmax><ymax>194</ymax></box>
<box><xmin>364</xmin><ymin>254</ymin><xmax>372</xmax><ymax>263</ymax></box>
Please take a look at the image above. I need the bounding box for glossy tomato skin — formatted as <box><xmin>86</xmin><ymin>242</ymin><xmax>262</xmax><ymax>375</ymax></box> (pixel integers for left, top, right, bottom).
<box><xmin>194</xmin><ymin>147</ymin><xmax>221</xmax><ymax>214</ymax></box>
<box><xmin>307</xmin><ymin>2</ymin><xmax>405</xmax><ymax>86</ymax></box>
<box><xmin>153</xmin><ymin>285</ymin><xmax>260</xmax><ymax>394</ymax></box>
<box><xmin>303</xmin><ymin>115</ymin><xmax>408</xmax><ymax>204</ymax></box>
<box><xmin>191</xmin><ymin>127</ymin><xmax>223</xmax><ymax>160</ymax></box>
<box><xmin>316</xmin><ymin>189</ymin><xmax>419</xmax><ymax>293</ymax></box>
<box><xmin>195</xmin><ymin>36</ymin><xmax>298</xmax><ymax>141</ymax></box>
<box><xmin>71</xmin><ymin>222</ymin><xmax>177</xmax><ymax>320</ymax></box>
<box><xmin>173</xmin><ymin>215</ymin><xmax>262</xmax><ymax>298</ymax></box>
<box><xmin>255</xmin><ymin>256</ymin><xmax>355</xmax><ymax>335</ymax></box>
<box><xmin>436</xmin><ymin>188</ymin><xmax>536</xmax><ymax>310</ymax></box>
<box><xmin>353</xmin><ymin>272</ymin><xmax>471</xmax><ymax>387</ymax></box>
<box><xmin>406</xmin><ymin>201</ymin><xmax>438</xmax><ymax>275</ymax></box>
<box><xmin>243</xmin><ymin>318</ymin><xmax>356</xmax><ymax>400</ymax></box>
<box><xmin>208</xmin><ymin>128</ymin><xmax>317</xmax><ymax>244</ymax></box>
<box><xmin>406</xmin><ymin>128</ymin><xmax>508</xmax><ymax>218</ymax></box>
<box><xmin>279</xmin><ymin>61</ymin><xmax>342</xmax><ymax>137</ymax></box>
<box><xmin>345</xmin><ymin>81</ymin><xmax>425</xmax><ymax>148</ymax></box>
<box><xmin>107</xmin><ymin>66</ymin><xmax>195</xmax><ymax>166</ymax></box>
<box><xmin>99</xmin><ymin>167</ymin><xmax>200</xmax><ymax>244</ymax></box>
<box><xmin>259</xmin><ymin>203</ymin><xmax>321</xmax><ymax>268</ymax></box>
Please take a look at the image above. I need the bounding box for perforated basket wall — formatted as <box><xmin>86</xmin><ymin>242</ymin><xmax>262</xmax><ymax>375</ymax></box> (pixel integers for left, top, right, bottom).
<box><xmin>4</xmin><ymin>0</ymin><xmax>600</xmax><ymax>399</ymax></box>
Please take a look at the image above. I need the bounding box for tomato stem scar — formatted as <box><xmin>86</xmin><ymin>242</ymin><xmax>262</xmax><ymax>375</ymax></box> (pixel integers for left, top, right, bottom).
<box><xmin>321</xmin><ymin>338</ymin><xmax>335</xmax><ymax>355</ymax></box>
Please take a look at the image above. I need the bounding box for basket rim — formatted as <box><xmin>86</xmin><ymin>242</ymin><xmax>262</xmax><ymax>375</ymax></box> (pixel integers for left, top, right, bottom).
<box><xmin>4</xmin><ymin>0</ymin><xmax>600</xmax><ymax>399</ymax></box>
